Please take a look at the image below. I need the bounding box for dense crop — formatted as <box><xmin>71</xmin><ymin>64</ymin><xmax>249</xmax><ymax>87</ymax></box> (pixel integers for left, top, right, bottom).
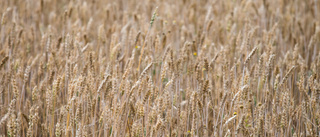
<box><xmin>0</xmin><ymin>0</ymin><xmax>320</xmax><ymax>136</ymax></box>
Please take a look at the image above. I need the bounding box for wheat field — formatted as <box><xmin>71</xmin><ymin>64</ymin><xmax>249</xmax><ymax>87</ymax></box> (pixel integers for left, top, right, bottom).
<box><xmin>0</xmin><ymin>0</ymin><xmax>320</xmax><ymax>137</ymax></box>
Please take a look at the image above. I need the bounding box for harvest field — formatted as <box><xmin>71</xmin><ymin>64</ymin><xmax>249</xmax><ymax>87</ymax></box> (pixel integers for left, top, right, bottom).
<box><xmin>0</xmin><ymin>0</ymin><xmax>320</xmax><ymax>136</ymax></box>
